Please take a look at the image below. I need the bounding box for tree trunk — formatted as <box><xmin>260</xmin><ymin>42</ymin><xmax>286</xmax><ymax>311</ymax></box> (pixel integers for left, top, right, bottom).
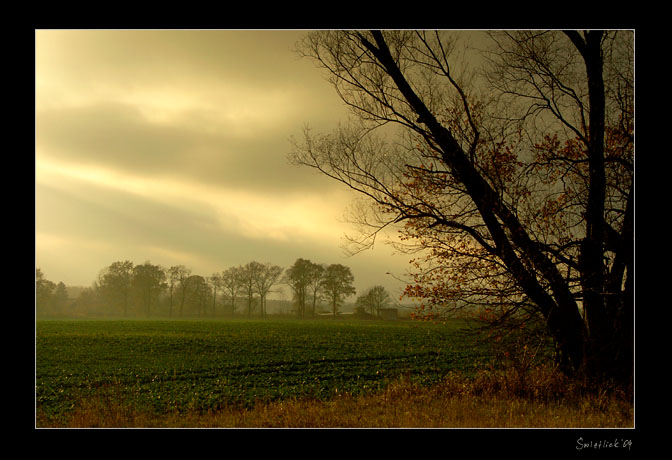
<box><xmin>565</xmin><ymin>31</ymin><xmax>632</xmax><ymax>384</ymax></box>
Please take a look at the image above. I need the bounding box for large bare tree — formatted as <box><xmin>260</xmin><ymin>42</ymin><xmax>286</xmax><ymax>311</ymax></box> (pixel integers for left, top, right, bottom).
<box><xmin>290</xmin><ymin>30</ymin><xmax>633</xmax><ymax>384</ymax></box>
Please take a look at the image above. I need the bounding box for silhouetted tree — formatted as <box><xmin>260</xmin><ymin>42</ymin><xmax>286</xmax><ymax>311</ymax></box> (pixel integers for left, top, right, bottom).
<box><xmin>307</xmin><ymin>263</ymin><xmax>326</xmax><ymax>316</ymax></box>
<box><xmin>52</xmin><ymin>282</ymin><xmax>70</xmax><ymax>315</ymax></box>
<box><xmin>167</xmin><ymin>265</ymin><xmax>190</xmax><ymax>317</ymax></box>
<box><xmin>36</xmin><ymin>269</ymin><xmax>56</xmax><ymax>316</ymax></box>
<box><xmin>239</xmin><ymin>263</ymin><xmax>259</xmax><ymax>317</ymax></box>
<box><xmin>209</xmin><ymin>273</ymin><xmax>223</xmax><ymax>316</ymax></box>
<box><xmin>185</xmin><ymin>275</ymin><xmax>210</xmax><ymax>316</ymax></box>
<box><xmin>291</xmin><ymin>30</ymin><xmax>633</xmax><ymax>383</ymax></box>
<box><xmin>220</xmin><ymin>266</ymin><xmax>242</xmax><ymax>316</ymax></box>
<box><xmin>97</xmin><ymin>261</ymin><xmax>134</xmax><ymax>317</ymax></box>
<box><xmin>251</xmin><ymin>262</ymin><xmax>284</xmax><ymax>317</ymax></box>
<box><xmin>321</xmin><ymin>264</ymin><xmax>356</xmax><ymax>316</ymax></box>
<box><xmin>132</xmin><ymin>261</ymin><xmax>166</xmax><ymax>317</ymax></box>
<box><xmin>285</xmin><ymin>258</ymin><xmax>314</xmax><ymax>317</ymax></box>
<box><xmin>357</xmin><ymin>285</ymin><xmax>391</xmax><ymax>317</ymax></box>
<box><xmin>175</xmin><ymin>266</ymin><xmax>193</xmax><ymax>317</ymax></box>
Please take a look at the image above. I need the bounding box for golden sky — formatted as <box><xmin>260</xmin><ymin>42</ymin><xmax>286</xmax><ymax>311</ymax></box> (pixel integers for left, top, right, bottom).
<box><xmin>35</xmin><ymin>29</ymin><xmax>410</xmax><ymax>296</ymax></box>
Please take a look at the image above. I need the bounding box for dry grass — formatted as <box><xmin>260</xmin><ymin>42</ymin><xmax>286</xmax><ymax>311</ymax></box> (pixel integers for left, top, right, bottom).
<box><xmin>36</xmin><ymin>366</ymin><xmax>633</xmax><ymax>428</ymax></box>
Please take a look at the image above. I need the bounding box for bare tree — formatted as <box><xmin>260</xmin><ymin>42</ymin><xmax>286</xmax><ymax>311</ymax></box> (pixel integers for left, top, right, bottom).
<box><xmin>321</xmin><ymin>264</ymin><xmax>356</xmax><ymax>316</ymax></box>
<box><xmin>167</xmin><ymin>265</ymin><xmax>189</xmax><ymax>318</ymax></box>
<box><xmin>132</xmin><ymin>261</ymin><xmax>166</xmax><ymax>317</ymax></box>
<box><xmin>36</xmin><ymin>268</ymin><xmax>57</xmax><ymax>316</ymax></box>
<box><xmin>184</xmin><ymin>274</ymin><xmax>210</xmax><ymax>317</ymax></box>
<box><xmin>357</xmin><ymin>285</ymin><xmax>392</xmax><ymax>317</ymax></box>
<box><xmin>307</xmin><ymin>263</ymin><xmax>326</xmax><ymax>316</ymax></box>
<box><xmin>285</xmin><ymin>258</ymin><xmax>324</xmax><ymax>317</ymax></box>
<box><xmin>252</xmin><ymin>262</ymin><xmax>284</xmax><ymax>317</ymax></box>
<box><xmin>172</xmin><ymin>265</ymin><xmax>192</xmax><ymax>317</ymax></box>
<box><xmin>239</xmin><ymin>263</ymin><xmax>259</xmax><ymax>317</ymax></box>
<box><xmin>208</xmin><ymin>272</ymin><xmax>223</xmax><ymax>316</ymax></box>
<box><xmin>97</xmin><ymin>261</ymin><xmax>134</xmax><ymax>317</ymax></box>
<box><xmin>285</xmin><ymin>258</ymin><xmax>311</xmax><ymax>317</ymax></box>
<box><xmin>291</xmin><ymin>30</ymin><xmax>633</xmax><ymax>383</ymax></box>
<box><xmin>220</xmin><ymin>266</ymin><xmax>242</xmax><ymax>316</ymax></box>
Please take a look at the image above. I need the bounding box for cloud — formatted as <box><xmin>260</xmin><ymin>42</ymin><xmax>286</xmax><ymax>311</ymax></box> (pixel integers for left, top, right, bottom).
<box><xmin>38</xmin><ymin>153</ymin><xmax>351</xmax><ymax>238</ymax></box>
<box><xmin>34</xmin><ymin>30</ymin><xmax>410</xmax><ymax>295</ymax></box>
<box><xmin>36</xmin><ymin>30</ymin><xmax>348</xmax><ymax>195</ymax></box>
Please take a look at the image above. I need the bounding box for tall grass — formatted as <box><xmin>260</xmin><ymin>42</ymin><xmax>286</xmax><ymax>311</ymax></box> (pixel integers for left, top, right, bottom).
<box><xmin>36</xmin><ymin>365</ymin><xmax>633</xmax><ymax>428</ymax></box>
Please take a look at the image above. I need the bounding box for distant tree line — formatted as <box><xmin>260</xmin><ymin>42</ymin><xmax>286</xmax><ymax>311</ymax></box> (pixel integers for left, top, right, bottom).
<box><xmin>35</xmin><ymin>258</ymin><xmax>395</xmax><ymax>319</ymax></box>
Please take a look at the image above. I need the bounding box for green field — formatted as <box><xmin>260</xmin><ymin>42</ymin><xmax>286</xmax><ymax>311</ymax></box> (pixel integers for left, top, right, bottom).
<box><xmin>36</xmin><ymin>318</ymin><xmax>496</xmax><ymax>421</ymax></box>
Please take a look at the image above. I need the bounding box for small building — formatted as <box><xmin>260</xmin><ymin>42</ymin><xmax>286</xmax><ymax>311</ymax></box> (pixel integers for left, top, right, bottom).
<box><xmin>379</xmin><ymin>308</ymin><xmax>398</xmax><ymax>321</ymax></box>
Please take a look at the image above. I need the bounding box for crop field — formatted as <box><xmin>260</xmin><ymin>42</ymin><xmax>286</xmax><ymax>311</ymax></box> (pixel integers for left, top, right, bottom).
<box><xmin>36</xmin><ymin>318</ymin><xmax>495</xmax><ymax>422</ymax></box>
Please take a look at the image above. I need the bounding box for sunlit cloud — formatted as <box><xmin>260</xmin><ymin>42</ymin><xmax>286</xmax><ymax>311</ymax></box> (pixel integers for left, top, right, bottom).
<box><xmin>118</xmin><ymin>85</ymin><xmax>298</xmax><ymax>136</ymax></box>
<box><xmin>36</xmin><ymin>155</ymin><xmax>351</xmax><ymax>245</ymax></box>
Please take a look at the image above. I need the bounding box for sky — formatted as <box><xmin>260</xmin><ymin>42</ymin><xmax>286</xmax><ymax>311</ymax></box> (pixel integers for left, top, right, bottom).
<box><xmin>35</xmin><ymin>29</ymin><xmax>413</xmax><ymax>300</ymax></box>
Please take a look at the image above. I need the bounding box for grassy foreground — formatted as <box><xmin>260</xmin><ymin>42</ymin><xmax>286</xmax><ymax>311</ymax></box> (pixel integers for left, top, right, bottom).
<box><xmin>36</xmin><ymin>367</ymin><xmax>632</xmax><ymax>428</ymax></box>
<box><xmin>36</xmin><ymin>318</ymin><xmax>484</xmax><ymax>420</ymax></box>
<box><xmin>36</xmin><ymin>319</ymin><xmax>632</xmax><ymax>428</ymax></box>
